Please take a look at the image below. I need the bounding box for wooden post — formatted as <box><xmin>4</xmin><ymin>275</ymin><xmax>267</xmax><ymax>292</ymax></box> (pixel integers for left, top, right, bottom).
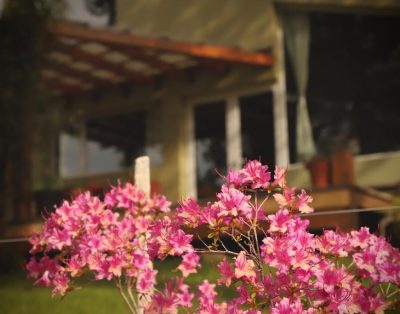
<box><xmin>134</xmin><ymin>156</ymin><xmax>150</xmax><ymax>313</ymax></box>
<box><xmin>135</xmin><ymin>156</ymin><xmax>150</xmax><ymax>197</ymax></box>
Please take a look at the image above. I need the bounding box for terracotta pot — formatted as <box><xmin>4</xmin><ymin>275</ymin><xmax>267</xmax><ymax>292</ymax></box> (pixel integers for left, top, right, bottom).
<box><xmin>330</xmin><ymin>149</ymin><xmax>355</xmax><ymax>185</ymax></box>
<box><xmin>307</xmin><ymin>158</ymin><xmax>330</xmax><ymax>188</ymax></box>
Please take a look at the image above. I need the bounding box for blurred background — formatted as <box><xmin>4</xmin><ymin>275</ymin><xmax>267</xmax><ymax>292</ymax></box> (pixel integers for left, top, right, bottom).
<box><xmin>0</xmin><ymin>0</ymin><xmax>400</xmax><ymax>312</ymax></box>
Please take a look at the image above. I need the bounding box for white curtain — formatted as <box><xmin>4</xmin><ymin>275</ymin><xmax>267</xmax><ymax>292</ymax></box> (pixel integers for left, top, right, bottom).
<box><xmin>282</xmin><ymin>12</ymin><xmax>316</xmax><ymax>162</ymax></box>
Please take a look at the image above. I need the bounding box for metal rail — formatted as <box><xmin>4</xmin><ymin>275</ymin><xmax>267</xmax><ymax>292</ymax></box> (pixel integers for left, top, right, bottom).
<box><xmin>300</xmin><ymin>206</ymin><xmax>400</xmax><ymax>217</ymax></box>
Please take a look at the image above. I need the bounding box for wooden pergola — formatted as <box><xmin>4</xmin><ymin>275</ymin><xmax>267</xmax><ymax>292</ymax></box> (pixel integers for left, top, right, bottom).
<box><xmin>44</xmin><ymin>21</ymin><xmax>274</xmax><ymax>95</ymax></box>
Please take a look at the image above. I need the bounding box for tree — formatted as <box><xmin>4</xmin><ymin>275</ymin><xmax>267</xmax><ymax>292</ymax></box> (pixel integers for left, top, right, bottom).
<box><xmin>0</xmin><ymin>1</ymin><xmax>61</xmax><ymax>229</ymax></box>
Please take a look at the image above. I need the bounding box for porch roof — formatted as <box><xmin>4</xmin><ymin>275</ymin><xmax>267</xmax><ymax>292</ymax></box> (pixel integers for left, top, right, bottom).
<box><xmin>44</xmin><ymin>21</ymin><xmax>274</xmax><ymax>96</ymax></box>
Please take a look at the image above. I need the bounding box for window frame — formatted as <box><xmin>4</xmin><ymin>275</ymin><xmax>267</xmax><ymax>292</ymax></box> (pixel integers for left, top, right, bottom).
<box><xmin>185</xmin><ymin>85</ymin><xmax>289</xmax><ymax>199</ymax></box>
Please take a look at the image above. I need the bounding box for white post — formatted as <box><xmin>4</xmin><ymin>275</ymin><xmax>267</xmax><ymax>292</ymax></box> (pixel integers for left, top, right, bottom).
<box><xmin>134</xmin><ymin>156</ymin><xmax>151</xmax><ymax>314</ymax></box>
<box><xmin>226</xmin><ymin>96</ymin><xmax>243</xmax><ymax>170</ymax></box>
<box><xmin>272</xmin><ymin>15</ymin><xmax>290</xmax><ymax>167</ymax></box>
<box><xmin>135</xmin><ymin>156</ymin><xmax>150</xmax><ymax>197</ymax></box>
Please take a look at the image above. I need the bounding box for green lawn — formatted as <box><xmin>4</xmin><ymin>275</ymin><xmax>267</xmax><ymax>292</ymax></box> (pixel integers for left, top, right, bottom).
<box><xmin>0</xmin><ymin>272</ymin><xmax>129</xmax><ymax>314</ymax></box>
<box><xmin>0</xmin><ymin>254</ymin><xmax>227</xmax><ymax>314</ymax></box>
<box><xmin>1</xmin><ymin>255</ymin><xmax>400</xmax><ymax>314</ymax></box>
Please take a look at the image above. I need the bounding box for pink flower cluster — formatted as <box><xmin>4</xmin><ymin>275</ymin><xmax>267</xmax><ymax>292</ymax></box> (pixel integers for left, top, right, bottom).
<box><xmin>27</xmin><ymin>161</ymin><xmax>400</xmax><ymax>314</ymax></box>
<box><xmin>27</xmin><ymin>182</ymin><xmax>197</xmax><ymax>300</ymax></box>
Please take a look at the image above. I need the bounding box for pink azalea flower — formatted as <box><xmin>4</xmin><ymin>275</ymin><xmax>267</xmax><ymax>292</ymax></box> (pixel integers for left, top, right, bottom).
<box><xmin>35</xmin><ymin>270</ymin><xmax>52</xmax><ymax>287</ymax></box>
<box><xmin>226</xmin><ymin>169</ymin><xmax>246</xmax><ymax>187</ymax></box>
<box><xmin>267</xmin><ymin>209</ymin><xmax>292</xmax><ymax>233</ymax></box>
<box><xmin>94</xmin><ymin>259</ymin><xmax>112</xmax><ymax>280</ymax></box>
<box><xmin>150</xmin><ymin>194</ymin><xmax>171</xmax><ymax>213</ymax></box>
<box><xmin>108</xmin><ymin>255</ymin><xmax>124</xmax><ymax>277</ymax></box>
<box><xmin>177</xmin><ymin>283</ymin><xmax>194</xmax><ymax>307</ymax></box>
<box><xmin>133</xmin><ymin>250</ymin><xmax>149</xmax><ymax>269</ymax></box>
<box><xmin>271</xmin><ymin>298</ymin><xmax>315</xmax><ymax>314</ymax></box>
<box><xmin>316</xmin><ymin>230</ymin><xmax>350</xmax><ymax>257</ymax></box>
<box><xmin>350</xmin><ymin>227</ymin><xmax>374</xmax><ymax>249</ymax></box>
<box><xmin>51</xmin><ymin>272</ymin><xmax>70</xmax><ymax>297</ymax></box>
<box><xmin>100</xmin><ymin>210</ymin><xmax>119</xmax><ymax>226</ymax></box>
<box><xmin>176</xmin><ymin>198</ymin><xmax>202</xmax><ymax>227</ymax></box>
<box><xmin>26</xmin><ymin>258</ymin><xmax>44</xmax><ymax>280</ymax></box>
<box><xmin>169</xmin><ymin>229</ymin><xmax>193</xmax><ymax>256</ymax></box>
<box><xmin>216</xmin><ymin>186</ymin><xmax>252</xmax><ymax>218</ymax></box>
<box><xmin>235</xmin><ymin>251</ymin><xmax>256</xmax><ymax>281</ymax></box>
<box><xmin>198</xmin><ymin>280</ymin><xmax>217</xmax><ymax>305</ymax></box>
<box><xmin>235</xmin><ymin>284</ymin><xmax>251</xmax><ymax>305</ymax></box>
<box><xmin>242</xmin><ymin>160</ymin><xmax>271</xmax><ymax>189</ymax></box>
<box><xmin>177</xmin><ymin>252</ymin><xmax>201</xmax><ymax>277</ymax></box>
<box><xmin>67</xmin><ymin>255</ymin><xmax>83</xmax><ymax>277</ymax></box>
<box><xmin>296</xmin><ymin>190</ymin><xmax>314</xmax><ymax>214</ymax></box>
<box><xmin>273</xmin><ymin>187</ymin><xmax>296</xmax><ymax>209</ymax></box>
<box><xmin>273</xmin><ymin>166</ymin><xmax>287</xmax><ymax>188</ymax></box>
<box><xmin>86</xmin><ymin>234</ymin><xmax>106</xmax><ymax>253</ymax></box>
<box><xmin>48</xmin><ymin>227</ymin><xmax>71</xmax><ymax>250</ymax></box>
<box><xmin>314</xmin><ymin>265</ymin><xmax>353</xmax><ymax>294</ymax></box>
<box><xmin>356</xmin><ymin>288</ymin><xmax>387</xmax><ymax>314</ymax></box>
<box><xmin>136</xmin><ymin>268</ymin><xmax>157</xmax><ymax>294</ymax></box>
<box><xmin>217</xmin><ymin>257</ymin><xmax>234</xmax><ymax>287</ymax></box>
<box><xmin>135</xmin><ymin>216</ymin><xmax>151</xmax><ymax>234</ymax></box>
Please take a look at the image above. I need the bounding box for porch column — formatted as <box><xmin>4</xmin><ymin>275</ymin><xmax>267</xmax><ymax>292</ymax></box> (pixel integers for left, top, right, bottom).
<box><xmin>184</xmin><ymin>102</ymin><xmax>197</xmax><ymax>199</ymax></box>
<box><xmin>273</xmin><ymin>16</ymin><xmax>290</xmax><ymax>167</ymax></box>
<box><xmin>226</xmin><ymin>96</ymin><xmax>242</xmax><ymax>170</ymax></box>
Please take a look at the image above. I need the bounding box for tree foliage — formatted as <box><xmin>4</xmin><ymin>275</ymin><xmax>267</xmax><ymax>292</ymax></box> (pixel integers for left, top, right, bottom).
<box><xmin>0</xmin><ymin>0</ymin><xmax>60</xmax><ymax>225</ymax></box>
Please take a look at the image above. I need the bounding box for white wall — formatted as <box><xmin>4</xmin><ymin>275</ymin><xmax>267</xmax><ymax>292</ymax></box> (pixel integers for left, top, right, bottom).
<box><xmin>65</xmin><ymin>0</ymin><xmax>109</xmax><ymax>26</ymax></box>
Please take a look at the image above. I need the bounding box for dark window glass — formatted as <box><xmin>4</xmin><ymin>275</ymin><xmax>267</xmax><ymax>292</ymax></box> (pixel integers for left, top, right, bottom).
<box><xmin>86</xmin><ymin>111</ymin><xmax>146</xmax><ymax>173</ymax></box>
<box><xmin>60</xmin><ymin>111</ymin><xmax>147</xmax><ymax>177</ymax></box>
<box><xmin>307</xmin><ymin>13</ymin><xmax>400</xmax><ymax>156</ymax></box>
<box><xmin>240</xmin><ymin>92</ymin><xmax>275</xmax><ymax>166</ymax></box>
<box><xmin>194</xmin><ymin>101</ymin><xmax>226</xmax><ymax>198</ymax></box>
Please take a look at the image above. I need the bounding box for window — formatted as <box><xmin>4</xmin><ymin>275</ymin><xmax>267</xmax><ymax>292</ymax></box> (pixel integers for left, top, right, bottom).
<box><xmin>240</xmin><ymin>92</ymin><xmax>275</xmax><ymax>166</ymax></box>
<box><xmin>287</xmin><ymin>12</ymin><xmax>400</xmax><ymax>162</ymax></box>
<box><xmin>59</xmin><ymin>131</ymin><xmax>83</xmax><ymax>177</ymax></box>
<box><xmin>59</xmin><ymin>110</ymin><xmax>147</xmax><ymax>177</ymax></box>
<box><xmin>190</xmin><ymin>90</ymin><xmax>280</xmax><ymax>198</ymax></box>
<box><xmin>194</xmin><ymin>101</ymin><xmax>226</xmax><ymax>198</ymax></box>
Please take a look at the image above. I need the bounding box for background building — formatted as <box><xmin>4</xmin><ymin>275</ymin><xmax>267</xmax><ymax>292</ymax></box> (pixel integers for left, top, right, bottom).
<box><xmin>2</xmin><ymin>0</ymin><xmax>400</xmax><ymax>236</ymax></box>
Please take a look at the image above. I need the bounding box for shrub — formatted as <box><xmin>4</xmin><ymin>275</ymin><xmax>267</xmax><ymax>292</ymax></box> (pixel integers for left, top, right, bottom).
<box><xmin>27</xmin><ymin>161</ymin><xmax>400</xmax><ymax>313</ymax></box>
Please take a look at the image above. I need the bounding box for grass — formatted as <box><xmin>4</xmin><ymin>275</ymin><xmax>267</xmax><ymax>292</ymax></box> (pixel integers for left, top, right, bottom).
<box><xmin>0</xmin><ymin>254</ymin><xmax>226</xmax><ymax>314</ymax></box>
<box><xmin>0</xmin><ymin>271</ymin><xmax>129</xmax><ymax>314</ymax></box>
<box><xmin>4</xmin><ymin>254</ymin><xmax>398</xmax><ymax>314</ymax></box>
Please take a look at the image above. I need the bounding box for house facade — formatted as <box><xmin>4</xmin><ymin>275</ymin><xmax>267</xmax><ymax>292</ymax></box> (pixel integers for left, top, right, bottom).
<box><xmin>12</xmin><ymin>0</ymin><xmax>400</xmax><ymax>228</ymax></box>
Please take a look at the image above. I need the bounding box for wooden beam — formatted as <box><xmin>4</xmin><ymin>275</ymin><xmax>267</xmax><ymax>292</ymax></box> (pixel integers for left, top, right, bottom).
<box><xmin>44</xmin><ymin>60</ymin><xmax>115</xmax><ymax>88</ymax></box>
<box><xmin>200</xmin><ymin>59</ymin><xmax>230</xmax><ymax>73</ymax></box>
<box><xmin>49</xmin><ymin>21</ymin><xmax>274</xmax><ymax>66</ymax></box>
<box><xmin>42</xmin><ymin>77</ymin><xmax>86</xmax><ymax>95</ymax></box>
<box><xmin>52</xmin><ymin>41</ymin><xmax>155</xmax><ymax>86</ymax></box>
